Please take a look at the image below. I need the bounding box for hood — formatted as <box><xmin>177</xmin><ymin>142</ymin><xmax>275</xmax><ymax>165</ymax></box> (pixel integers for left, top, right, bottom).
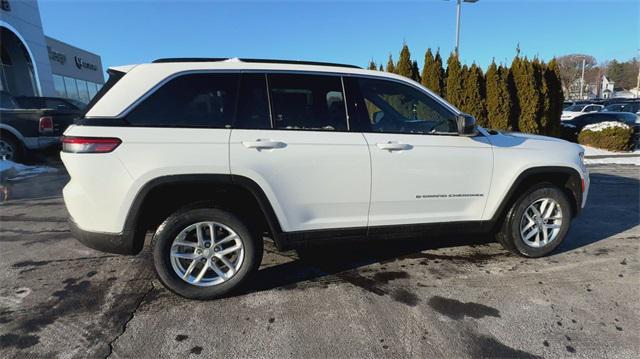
<box><xmin>498</xmin><ymin>131</ymin><xmax>568</xmax><ymax>143</ymax></box>
<box><xmin>486</xmin><ymin>130</ymin><xmax>581</xmax><ymax>154</ymax></box>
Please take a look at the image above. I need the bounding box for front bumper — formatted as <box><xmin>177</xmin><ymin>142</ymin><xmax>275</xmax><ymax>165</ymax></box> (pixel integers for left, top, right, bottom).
<box><xmin>68</xmin><ymin>216</ymin><xmax>139</xmax><ymax>255</ymax></box>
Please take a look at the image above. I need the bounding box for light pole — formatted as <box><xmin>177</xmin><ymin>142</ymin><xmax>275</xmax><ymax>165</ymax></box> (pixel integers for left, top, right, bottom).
<box><xmin>579</xmin><ymin>56</ymin><xmax>586</xmax><ymax>99</ymax></box>
<box><xmin>452</xmin><ymin>0</ymin><xmax>479</xmax><ymax>57</ymax></box>
<box><xmin>636</xmin><ymin>49</ymin><xmax>640</xmax><ymax>98</ymax></box>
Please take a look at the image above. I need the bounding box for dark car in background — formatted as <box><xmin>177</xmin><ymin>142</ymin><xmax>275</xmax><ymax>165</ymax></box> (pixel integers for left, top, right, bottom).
<box><xmin>561</xmin><ymin>111</ymin><xmax>640</xmax><ymax>146</ymax></box>
<box><xmin>602</xmin><ymin>101</ymin><xmax>640</xmax><ymax>114</ymax></box>
<box><xmin>0</xmin><ymin>91</ymin><xmax>81</xmax><ymax>161</ymax></box>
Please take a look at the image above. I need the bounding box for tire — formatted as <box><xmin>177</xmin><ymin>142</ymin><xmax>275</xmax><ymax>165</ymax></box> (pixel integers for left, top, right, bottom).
<box><xmin>152</xmin><ymin>207</ymin><xmax>263</xmax><ymax>299</ymax></box>
<box><xmin>495</xmin><ymin>184</ymin><xmax>571</xmax><ymax>257</ymax></box>
<box><xmin>0</xmin><ymin>134</ymin><xmax>22</xmax><ymax>162</ymax></box>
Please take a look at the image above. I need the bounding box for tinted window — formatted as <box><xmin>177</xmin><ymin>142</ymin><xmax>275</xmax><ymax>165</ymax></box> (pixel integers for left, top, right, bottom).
<box><xmin>0</xmin><ymin>92</ymin><xmax>17</xmax><ymax>109</ymax></box>
<box><xmin>235</xmin><ymin>73</ymin><xmax>271</xmax><ymax>129</ymax></box>
<box><xmin>268</xmin><ymin>73</ymin><xmax>347</xmax><ymax>131</ymax></box>
<box><xmin>354</xmin><ymin>77</ymin><xmax>456</xmax><ymax>134</ymax></box>
<box><xmin>53</xmin><ymin>75</ymin><xmax>66</xmax><ymax>97</ymax></box>
<box><xmin>127</xmin><ymin>73</ymin><xmax>239</xmax><ymax>127</ymax></box>
<box><xmin>565</xmin><ymin>104</ymin><xmax>583</xmax><ymax>111</ymax></box>
<box><xmin>46</xmin><ymin>99</ymin><xmax>78</xmax><ymax>110</ymax></box>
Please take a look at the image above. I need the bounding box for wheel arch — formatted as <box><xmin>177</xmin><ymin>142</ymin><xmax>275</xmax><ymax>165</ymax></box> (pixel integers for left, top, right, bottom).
<box><xmin>124</xmin><ymin>174</ymin><xmax>284</xmax><ymax>254</ymax></box>
<box><xmin>0</xmin><ymin>124</ymin><xmax>26</xmax><ymax>145</ymax></box>
<box><xmin>488</xmin><ymin>166</ymin><xmax>583</xmax><ymax>230</ymax></box>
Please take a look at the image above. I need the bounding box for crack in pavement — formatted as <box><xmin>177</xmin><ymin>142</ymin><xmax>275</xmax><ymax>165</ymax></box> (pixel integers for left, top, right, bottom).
<box><xmin>105</xmin><ymin>281</ymin><xmax>157</xmax><ymax>359</ymax></box>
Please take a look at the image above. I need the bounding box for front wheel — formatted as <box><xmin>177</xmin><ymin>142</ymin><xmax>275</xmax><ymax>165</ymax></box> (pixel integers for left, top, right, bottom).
<box><xmin>152</xmin><ymin>208</ymin><xmax>263</xmax><ymax>299</ymax></box>
<box><xmin>496</xmin><ymin>184</ymin><xmax>572</xmax><ymax>257</ymax></box>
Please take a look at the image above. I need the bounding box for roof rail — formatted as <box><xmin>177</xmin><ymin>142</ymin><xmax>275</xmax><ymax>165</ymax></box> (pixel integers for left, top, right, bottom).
<box><xmin>151</xmin><ymin>57</ymin><xmax>361</xmax><ymax>69</ymax></box>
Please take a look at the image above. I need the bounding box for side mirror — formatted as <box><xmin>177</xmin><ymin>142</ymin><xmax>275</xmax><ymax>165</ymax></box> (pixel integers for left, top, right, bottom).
<box><xmin>373</xmin><ymin>111</ymin><xmax>384</xmax><ymax>124</ymax></box>
<box><xmin>456</xmin><ymin>114</ymin><xmax>478</xmax><ymax>136</ymax></box>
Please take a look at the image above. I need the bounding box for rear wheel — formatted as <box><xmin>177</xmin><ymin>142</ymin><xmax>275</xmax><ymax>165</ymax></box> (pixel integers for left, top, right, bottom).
<box><xmin>152</xmin><ymin>208</ymin><xmax>263</xmax><ymax>299</ymax></box>
<box><xmin>496</xmin><ymin>184</ymin><xmax>571</xmax><ymax>257</ymax></box>
<box><xmin>0</xmin><ymin>134</ymin><xmax>21</xmax><ymax>162</ymax></box>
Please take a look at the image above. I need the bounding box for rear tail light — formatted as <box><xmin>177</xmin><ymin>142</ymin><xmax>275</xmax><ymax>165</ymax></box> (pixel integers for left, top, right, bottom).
<box><xmin>39</xmin><ymin>116</ymin><xmax>53</xmax><ymax>133</ymax></box>
<box><xmin>62</xmin><ymin>136</ymin><xmax>121</xmax><ymax>153</ymax></box>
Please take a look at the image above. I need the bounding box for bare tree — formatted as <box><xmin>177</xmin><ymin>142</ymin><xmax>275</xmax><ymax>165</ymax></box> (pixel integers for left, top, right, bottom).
<box><xmin>556</xmin><ymin>54</ymin><xmax>597</xmax><ymax>99</ymax></box>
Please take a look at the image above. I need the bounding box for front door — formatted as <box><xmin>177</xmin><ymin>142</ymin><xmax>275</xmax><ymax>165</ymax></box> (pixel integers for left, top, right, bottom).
<box><xmin>346</xmin><ymin>76</ymin><xmax>493</xmax><ymax>227</ymax></box>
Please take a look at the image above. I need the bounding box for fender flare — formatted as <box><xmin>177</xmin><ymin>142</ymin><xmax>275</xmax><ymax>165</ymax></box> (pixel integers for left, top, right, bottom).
<box><xmin>123</xmin><ymin>174</ymin><xmax>284</xmax><ymax>253</ymax></box>
<box><xmin>488</xmin><ymin>166</ymin><xmax>583</xmax><ymax>226</ymax></box>
<box><xmin>0</xmin><ymin>124</ymin><xmax>26</xmax><ymax>145</ymax></box>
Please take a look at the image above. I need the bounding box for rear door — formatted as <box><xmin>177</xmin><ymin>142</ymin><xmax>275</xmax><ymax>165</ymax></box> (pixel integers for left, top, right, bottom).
<box><xmin>345</xmin><ymin>76</ymin><xmax>493</xmax><ymax>227</ymax></box>
<box><xmin>229</xmin><ymin>73</ymin><xmax>371</xmax><ymax>232</ymax></box>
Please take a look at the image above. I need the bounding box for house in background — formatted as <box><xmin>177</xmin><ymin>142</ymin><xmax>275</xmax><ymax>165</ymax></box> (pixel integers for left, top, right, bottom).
<box><xmin>600</xmin><ymin>75</ymin><xmax>615</xmax><ymax>99</ymax></box>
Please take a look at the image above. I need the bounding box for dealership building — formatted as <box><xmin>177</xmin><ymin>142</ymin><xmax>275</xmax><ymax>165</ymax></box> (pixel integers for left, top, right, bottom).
<box><xmin>1</xmin><ymin>0</ymin><xmax>104</xmax><ymax>104</ymax></box>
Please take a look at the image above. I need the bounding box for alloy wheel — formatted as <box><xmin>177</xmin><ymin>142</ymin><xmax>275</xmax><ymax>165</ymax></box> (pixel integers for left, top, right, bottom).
<box><xmin>0</xmin><ymin>140</ymin><xmax>14</xmax><ymax>160</ymax></box>
<box><xmin>170</xmin><ymin>221</ymin><xmax>244</xmax><ymax>286</ymax></box>
<box><xmin>519</xmin><ymin>198</ymin><xmax>563</xmax><ymax>248</ymax></box>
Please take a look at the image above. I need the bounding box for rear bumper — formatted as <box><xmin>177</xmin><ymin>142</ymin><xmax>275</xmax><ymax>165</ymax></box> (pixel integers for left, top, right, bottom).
<box><xmin>68</xmin><ymin>216</ymin><xmax>139</xmax><ymax>255</ymax></box>
<box><xmin>22</xmin><ymin>136</ymin><xmax>60</xmax><ymax>150</ymax></box>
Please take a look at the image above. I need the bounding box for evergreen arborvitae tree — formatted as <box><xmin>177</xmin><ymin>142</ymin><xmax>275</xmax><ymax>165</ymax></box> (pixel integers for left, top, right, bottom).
<box><xmin>544</xmin><ymin>58</ymin><xmax>564</xmax><ymax>136</ymax></box>
<box><xmin>396</xmin><ymin>43</ymin><xmax>413</xmax><ymax>79</ymax></box>
<box><xmin>445</xmin><ymin>53</ymin><xmax>464</xmax><ymax>109</ymax></box>
<box><xmin>421</xmin><ymin>49</ymin><xmax>435</xmax><ymax>90</ymax></box>
<box><xmin>379</xmin><ymin>64</ymin><xmax>384</xmax><ymax>71</ymax></box>
<box><xmin>460</xmin><ymin>64</ymin><xmax>487</xmax><ymax>126</ymax></box>
<box><xmin>499</xmin><ymin>65</ymin><xmax>516</xmax><ymax>129</ymax></box>
<box><xmin>411</xmin><ymin>60</ymin><xmax>421</xmax><ymax>82</ymax></box>
<box><xmin>511</xmin><ymin>57</ymin><xmax>543</xmax><ymax>133</ymax></box>
<box><xmin>386</xmin><ymin>54</ymin><xmax>396</xmax><ymax>73</ymax></box>
<box><xmin>539</xmin><ymin>60</ymin><xmax>552</xmax><ymax>136</ymax></box>
<box><xmin>486</xmin><ymin>61</ymin><xmax>513</xmax><ymax>130</ymax></box>
<box><xmin>531</xmin><ymin>58</ymin><xmax>545</xmax><ymax>133</ymax></box>
<box><xmin>367</xmin><ymin>60</ymin><xmax>377</xmax><ymax>70</ymax></box>
<box><xmin>433</xmin><ymin>51</ymin><xmax>445</xmax><ymax>97</ymax></box>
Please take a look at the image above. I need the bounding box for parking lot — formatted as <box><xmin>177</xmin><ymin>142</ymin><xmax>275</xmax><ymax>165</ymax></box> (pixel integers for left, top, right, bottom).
<box><xmin>0</xmin><ymin>158</ymin><xmax>638</xmax><ymax>358</ymax></box>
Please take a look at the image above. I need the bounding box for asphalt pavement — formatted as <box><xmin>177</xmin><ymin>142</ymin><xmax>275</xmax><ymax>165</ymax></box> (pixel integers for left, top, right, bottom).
<box><xmin>0</xmin><ymin>160</ymin><xmax>638</xmax><ymax>358</ymax></box>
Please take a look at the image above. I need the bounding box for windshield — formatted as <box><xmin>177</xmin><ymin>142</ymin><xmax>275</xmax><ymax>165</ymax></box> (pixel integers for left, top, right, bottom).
<box><xmin>603</xmin><ymin>103</ymin><xmax>638</xmax><ymax>113</ymax></box>
<box><xmin>564</xmin><ymin>104</ymin><xmax>585</xmax><ymax>111</ymax></box>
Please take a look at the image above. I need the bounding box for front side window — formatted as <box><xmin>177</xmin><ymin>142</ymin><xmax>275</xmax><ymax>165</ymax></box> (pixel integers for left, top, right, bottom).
<box><xmin>354</xmin><ymin>77</ymin><xmax>456</xmax><ymax>134</ymax></box>
<box><xmin>267</xmin><ymin>73</ymin><xmax>347</xmax><ymax>131</ymax></box>
<box><xmin>127</xmin><ymin>73</ymin><xmax>239</xmax><ymax>127</ymax></box>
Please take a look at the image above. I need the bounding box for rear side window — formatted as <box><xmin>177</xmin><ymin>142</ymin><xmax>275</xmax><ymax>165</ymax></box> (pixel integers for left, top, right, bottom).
<box><xmin>267</xmin><ymin>73</ymin><xmax>347</xmax><ymax>131</ymax></box>
<box><xmin>127</xmin><ymin>73</ymin><xmax>240</xmax><ymax>127</ymax></box>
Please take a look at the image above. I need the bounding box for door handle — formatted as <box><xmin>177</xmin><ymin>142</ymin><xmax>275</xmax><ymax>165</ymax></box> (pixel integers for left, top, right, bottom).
<box><xmin>242</xmin><ymin>139</ymin><xmax>287</xmax><ymax>150</ymax></box>
<box><xmin>376</xmin><ymin>142</ymin><xmax>413</xmax><ymax>151</ymax></box>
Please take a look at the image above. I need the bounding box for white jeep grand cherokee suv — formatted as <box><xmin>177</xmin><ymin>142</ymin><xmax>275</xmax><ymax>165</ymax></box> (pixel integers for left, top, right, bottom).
<box><xmin>62</xmin><ymin>58</ymin><xmax>589</xmax><ymax>299</ymax></box>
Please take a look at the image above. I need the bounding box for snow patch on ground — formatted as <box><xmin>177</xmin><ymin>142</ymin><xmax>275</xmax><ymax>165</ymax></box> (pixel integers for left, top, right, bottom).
<box><xmin>585</xmin><ymin>157</ymin><xmax>640</xmax><ymax>166</ymax></box>
<box><xmin>581</xmin><ymin>145</ymin><xmax>640</xmax><ymax>166</ymax></box>
<box><xmin>0</xmin><ymin>160</ymin><xmax>58</xmax><ymax>182</ymax></box>
<box><xmin>581</xmin><ymin>145</ymin><xmax>640</xmax><ymax>157</ymax></box>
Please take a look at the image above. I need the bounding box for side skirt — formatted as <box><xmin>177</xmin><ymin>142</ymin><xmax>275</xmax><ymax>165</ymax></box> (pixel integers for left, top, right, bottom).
<box><xmin>276</xmin><ymin>221</ymin><xmax>490</xmax><ymax>250</ymax></box>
